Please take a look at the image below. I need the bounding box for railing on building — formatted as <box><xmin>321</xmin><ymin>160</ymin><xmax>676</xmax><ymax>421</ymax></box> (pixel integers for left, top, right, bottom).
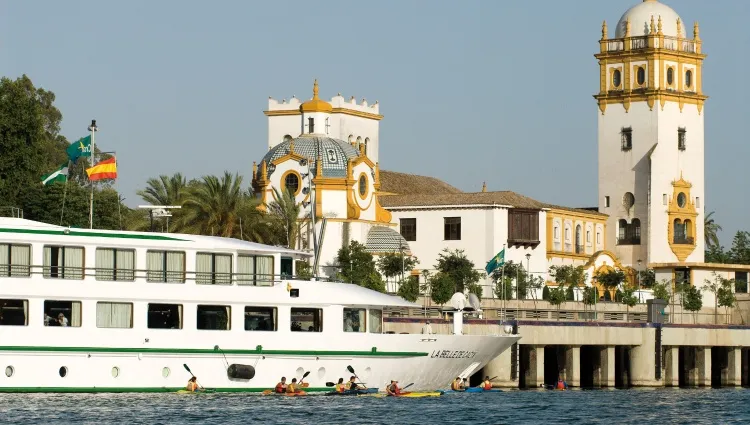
<box><xmin>602</xmin><ymin>36</ymin><xmax>698</xmax><ymax>54</ymax></box>
<box><xmin>673</xmin><ymin>236</ymin><xmax>694</xmax><ymax>245</ymax></box>
<box><xmin>617</xmin><ymin>236</ymin><xmax>641</xmax><ymax>245</ymax></box>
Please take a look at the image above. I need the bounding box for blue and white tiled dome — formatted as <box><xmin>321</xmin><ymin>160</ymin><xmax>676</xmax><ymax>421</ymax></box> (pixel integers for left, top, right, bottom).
<box><xmin>260</xmin><ymin>136</ymin><xmax>360</xmax><ymax>178</ymax></box>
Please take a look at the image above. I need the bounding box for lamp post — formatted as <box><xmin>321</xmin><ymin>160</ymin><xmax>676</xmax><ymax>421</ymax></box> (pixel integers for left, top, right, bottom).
<box><xmin>399</xmin><ymin>241</ymin><xmax>405</xmax><ymax>293</ymax></box>
<box><xmin>525</xmin><ymin>253</ymin><xmax>531</xmax><ymax>300</ymax></box>
<box><xmin>299</xmin><ymin>158</ymin><xmax>317</xmax><ymax>279</ymax></box>
<box><xmin>87</xmin><ymin>120</ymin><xmax>98</xmax><ymax>229</ymax></box>
<box><xmin>637</xmin><ymin>259</ymin><xmax>643</xmax><ymax>303</ymax></box>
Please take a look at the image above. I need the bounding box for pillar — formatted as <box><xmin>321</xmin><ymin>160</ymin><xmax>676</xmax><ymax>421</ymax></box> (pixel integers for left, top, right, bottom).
<box><xmin>664</xmin><ymin>347</ymin><xmax>679</xmax><ymax>387</ymax></box>
<box><xmin>565</xmin><ymin>346</ymin><xmax>580</xmax><ymax>387</ymax></box>
<box><xmin>600</xmin><ymin>346</ymin><xmax>615</xmax><ymax>387</ymax></box>
<box><xmin>524</xmin><ymin>345</ymin><xmax>545</xmax><ymax>388</ymax></box>
<box><xmin>484</xmin><ymin>345</ymin><xmax>515</xmax><ymax>388</ymax></box>
<box><xmin>696</xmin><ymin>347</ymin><xmax>711</xmax><ymax>387</ymax></box>
<box><xmin>727</xmin><ymin>347</ymin><xmax>742</xmax><ymax>387</ymax></box>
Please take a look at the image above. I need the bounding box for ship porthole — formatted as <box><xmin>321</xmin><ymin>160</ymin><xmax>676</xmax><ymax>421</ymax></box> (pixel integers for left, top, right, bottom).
<box><xmin>112</xmin><ymin>367</ymin><xmax>120</xmax><ymax>378</ymax></box>
<box><xmin>59</xmin><ymin>366</ymin><xmax>68</xmax><ymax>378</ymax></box>
<box><xmin>162</xmin><ymin>367</ymin><xmax>170</xmax><ymax>378</ymax></box>
<box><xmin>4</xmin><ymin>366</ymin><xmax>14</xmax><ymax>377</ymax></box>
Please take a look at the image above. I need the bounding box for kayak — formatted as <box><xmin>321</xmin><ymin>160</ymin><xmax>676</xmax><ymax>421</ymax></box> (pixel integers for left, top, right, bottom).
<box><xmin>443</xmin><ymin>388</ymin><xmax>502</xmax><ymax>394</ymax></box>
<box><xmin>325</xmin><ymin>388</ymin><xmax>378</xmax><ymax>396</ymax></box>
<box><xmin>263</xmin><ymin>391</ymin><xmax>307</xmax><ymax>396</ymax></box>
<box><xmin>176</xmin><ymin>389</ymin><xmax>216</xmax><ymax>394</ymax></box>
<box><xmin>360</xmin><ymin>391</ymin><xmax>443</xmax><ymax>398</ymax></box>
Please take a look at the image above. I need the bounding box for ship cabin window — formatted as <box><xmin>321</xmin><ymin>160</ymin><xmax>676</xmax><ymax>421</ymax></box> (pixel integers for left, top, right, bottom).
<box><xmin>147</xmin><ymin>303</ymin><xmax>182</xmax><ymax>329</ymax></box>
<box><xmin>245</xmin><ymin>306</ymin><xmax>277</xmax><ymax>331</ymax></box>
<box><xmin>291</xmin><ymin>308</ymin><xmax>322</xmax><ymax>332</ymax></box>
<box><xmin>196</xmin><ymin>253</ymin><xmax>232</xmax><ymax>285</ymax></box>
<box><xmin>43</xmin><ymin>246</ymin><xmax>84</xmax><ymax>280</ymax></box>
<box><xmin>146</xmin><ymin>250</ymin><xmax>186</xmax><ymax>283</ymax></box>
<box><xmin>44</xmin><ymin>300</ymin><xmax>82</xmax><ymax>327</ymax></box>
<box><xmin>369</xmin><ymin>309</ymin><xmax>383</xmax><ymax>333</ymax></box>
<box><xmin>0</xmin><ymin>299</ymin><xmax>28</xmax><ymax>326</ymax></box>
<box><xmin>237</xmin><ymin>255</ymin><xmax>275</xmax><ymax>286</ymax></box>
<box><xmin>197</xmin><ymin>305</ymin><xmax>231</xmax><ymax>330</ymax></box>
<box><xmin>95</xmin><ymin>248</ymin><xmax>135</xmax><ymax>281</ymax></box>
<box><xmin>0</xmin><ymin>244</ymin><xmax>31</xmax><ymax>277</ymax></box>
<box><xmin>96</xmin><ymin>302</ymin><xmax>133</xmax><ymax>329</ymax></box>
<box><xmin>343</xmin><ymin>308</ymin><xmax>366</xmax><ymax>332</ymax></box>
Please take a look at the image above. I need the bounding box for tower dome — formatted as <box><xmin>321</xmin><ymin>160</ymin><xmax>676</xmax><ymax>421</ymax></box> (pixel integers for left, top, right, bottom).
<box><xmin>615</xmin><ymin>0</ymin><xmax>686</xmax><ymax>38</ymax></box>
<box><xmin>299</xmin><ymin>79</ymin><xmax>333</xmax><ymax>113</ymax></box>
<box><xmin>259</xmin><ymin>135</ymin><xmax>360</xmax><ymax>178</ymax></box>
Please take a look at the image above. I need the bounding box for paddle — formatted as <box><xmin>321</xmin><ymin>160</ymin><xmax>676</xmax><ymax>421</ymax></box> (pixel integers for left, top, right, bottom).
<box><xmin>183</xmin><ymin>364</ymin><xmax>205</xmax><ymax>390</ymax></box>
<box><xmin>476</xmin><ymin>375</ymin><xmax>500</xmax><ymax>388</ymax></box>
<box><xmin>346</xmin><ymin>365</ymin><xmax>366</xmax><ymax>389</ymax></box>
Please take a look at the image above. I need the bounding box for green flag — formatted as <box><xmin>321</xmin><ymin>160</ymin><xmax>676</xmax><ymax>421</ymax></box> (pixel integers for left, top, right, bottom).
<box><xmin>41</xmin><ymin>163</ymin><xmax>69</xmax><ymax>186</ymax></box>
<box><xmin>66</xmin><ymin>135</ymin><xmax>91</xmax><ymax>163</ymax></box>
<box><xmin>485</xmin><ymin>248</ymin><xmax>505</xmax><ymax>274</ymax></box>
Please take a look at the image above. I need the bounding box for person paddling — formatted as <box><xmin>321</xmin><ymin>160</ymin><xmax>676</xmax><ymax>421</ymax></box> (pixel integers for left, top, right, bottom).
<box><xmin>286</xmin><ymin>378</ymin><xmax>300</xmax><ymax>394</ymax></box>
<box><xmin>346</xmin><ymin>375</ymin><xmax>362</xmax><ymax>390</ymax></box>
<box><xmin>186</xmin><ymin>376</ymin><xmax>199</xmax><ymax>392</ymax></box>
<box><xmin>451</xmin><ymin>377</ymin><xmax>463</xmax><ymax>391</ymax></box>
<box><xmin>385</xmin><ymin>380</ymin><xmax>401</xmax><ymax>396</ymax></box>
<box><xmin>335</xmin><ymin>378</ymin><xmax>346</xmax><ymax>393</ymax></box>
<box><xmin>555</xmin><ymin>375</ymin><xmax>568</xmax><ymax>390</ymax></box>
<box><xmin>481</xmin><ymin>376</ymin><xmax>492</xmax><ymax>390</ymax></box>
<box><xmin>275</xmin><ymin>377</ymin><xmax>287</xmax><ymax>393</ymax></box>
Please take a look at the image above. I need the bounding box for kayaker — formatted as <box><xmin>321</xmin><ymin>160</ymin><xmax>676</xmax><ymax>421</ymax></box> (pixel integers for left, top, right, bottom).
<box><xmin>335</xmin><ymin>378</ymin><xmax>346</xmax><ymax>393</ymax></box>
<box><xmin>275</xmin><ymin>377</ymin><xmax>287</xmax><ymax>393</ymax></box>
<box><xmin>346</xmin><ymin>376</ymin><xmax>361</xmax><ymax>390</ymax></box>
<box><xmin>451</xmin><ymin>377</ymin><xmax>463</xmax><ymax>391</ymax></box>
<box><xmin>186</xmin><ymin>376</ymin><xmax>199</xmax><ymax>392</ymax></box>
<box><xmin>462</xmin><ymin>377</ymin><xmax>468</xmax><ymax>389</ymax></box>
<box><xmin>481</xmin><ymin>376</ymin><xmax>492</xmax><ymax>390</ymax></box>
<box><xmin>385</xmin><ymin>380</ymin><xmax>400</xmax><ymax>396</ymax></box>
<box><xmin>287</xmin><ymin>378</ymin><xmax>301</xmax><ymax>394</ymax></box>
<box><xmin>555</xmin><ymin>376</ymin><xmax>568</xmax><ymax>390</ymax></box>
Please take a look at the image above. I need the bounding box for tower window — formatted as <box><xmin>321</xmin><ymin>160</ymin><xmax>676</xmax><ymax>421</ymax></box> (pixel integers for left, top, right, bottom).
<box><xmin>663</xmin><ymin>194</ymin><xmax>668</xmax><ymax>205</ymax></box>
<box><xmin>636</xmin><ymin>67</ymin><xmax>646</xmax><ymax>86</ymax></box>
<box><xmin>696</xmin><ymin>197</ymin><xmax>701</xmax><ymax>208</ymax></box>
<box><xmin>358</xmin><ymin>175</ymin><xmax>367</xmax><ymax>197</ymax></box>
<box><xmin>617</xmin><ymin>219</ymin><xmax>641</xmax><ymax>245</ymax></box>
<box><xmin>307</xmin><ymin>117</ymin><xmax>315</xmax><ymax>134</ymax></box>
<box><xmin>604</xmin><ymin>196</ymin><xmax>610</xmax><ymax>208</ymax></box>
<box><xmin>678</xmin><ymin>127</ymin><xmax>686</xmax><ymax>151</ymax></box>
<box><xmin>621</xmin><ymin>127</ymin><xmax>632</xmax><ymax>151</ymax></box>
<box><xmin>613</xmin><ymin>69</ymin><xmax>621</xmax><ymax>88</ymax></box>
<box><xmin>666</xmin><ymin>67</ymin><xmax>674</xmax><ymax>86</ymax></box>
<box><xmin>325</xmin><ymin>117</ymin><xmax>330</xmax><ymax>135</ymax></box>
<box><xmin>284</xmin><ymin>173</ymin><xmax>299</xmax><ymax>195</ymax></box>
<box><xmin>685</xmin><ymin>70</ymin><xmax>693</xmax><ymax>88</ymax></box>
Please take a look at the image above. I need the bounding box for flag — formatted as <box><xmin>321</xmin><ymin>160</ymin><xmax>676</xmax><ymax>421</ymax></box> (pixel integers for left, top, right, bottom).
<box><xmin>86</xmin><ymin>157</ymin><xmax>117</xmax><ymax>181</ymax></box>
<box><xmin>485</xmin><ymin>248</ymin><xmax>505</xmax><ymax>274</ymax></box>
<box><xmin>66</xmin><ymin>135</ymin><xmax>92</xmax><ymax>163</ymax></box>
<box><xmin>41</xmin><ymin>163</ymin><xmax>69</xmax><ymax>186</ymax></box>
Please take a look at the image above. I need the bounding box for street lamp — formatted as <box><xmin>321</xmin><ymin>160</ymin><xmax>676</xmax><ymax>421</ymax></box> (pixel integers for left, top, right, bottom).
<box><xmin>525</xmin><ymin>253</ymin><xmax>531</xmax><ymax>300</ymax></box>
<box><xmin>637</xmin><ymin>259</ymin><xmax>643</xmax><ymax>303</ymax></box>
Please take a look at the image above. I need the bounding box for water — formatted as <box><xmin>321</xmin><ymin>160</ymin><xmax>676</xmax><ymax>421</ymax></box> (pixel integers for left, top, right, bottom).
<box><xmin>0</xmin><ymin>389</ymin><xmax>748</xmax><ymax>424</ymax></box>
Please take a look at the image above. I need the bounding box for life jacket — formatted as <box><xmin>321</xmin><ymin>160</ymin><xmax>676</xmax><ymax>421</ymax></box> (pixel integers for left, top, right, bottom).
<box><xmin>187</xmin><ymin>381</ymin><xmax>198</xmax><ymax>391</ymax></box>
<box><xmin>335</xmin><ymin>383</ymin><xmax>345</xmax><ymax>393</ymax></box>
<box><xmin>451</xmin><ymin>380</ymin><xmax>461</xmax><ymax>391</ymax></box>
<box><xmin>556</xmin><ymin>380</ymin><xmax>565</xmax><ymax>390</ymax></box>
<box><xmin>387</xmin><ymin>384</ymin><xmax>399</xmax><ymax>395</ymax></box>
<box><xmin>286</xmin><ymin>383</ymin><xmax>296</xmax><ymax>393</ymax></box>
<box><xmin>275</xmin><ymin>383</ymin><xmax>286</xmax><ymax>393</ymax></box>
<box><xmin>483</xmin><ymin>380</ymin><xmax>492</xmax><ymax>390</ymax></box>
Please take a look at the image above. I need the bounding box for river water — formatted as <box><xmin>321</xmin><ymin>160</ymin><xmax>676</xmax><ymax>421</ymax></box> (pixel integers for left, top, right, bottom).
<box><xmin>0</xmin><ymin>389</ymin><xmax>747</xmax><ymax>424</ymax></box>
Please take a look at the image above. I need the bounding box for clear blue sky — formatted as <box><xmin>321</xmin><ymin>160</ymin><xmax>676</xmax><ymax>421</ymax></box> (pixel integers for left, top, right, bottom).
<box><xmin>2</xmin><ymin>0</ymin><xmax>748</xmax><ymax>246</ymax></box>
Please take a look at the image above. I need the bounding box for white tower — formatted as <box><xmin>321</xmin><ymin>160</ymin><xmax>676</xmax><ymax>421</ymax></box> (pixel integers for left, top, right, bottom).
<box><xmin>595</xmin><ymin>0</ymin><xmax>707</xmax><ymax>266</ymax></box>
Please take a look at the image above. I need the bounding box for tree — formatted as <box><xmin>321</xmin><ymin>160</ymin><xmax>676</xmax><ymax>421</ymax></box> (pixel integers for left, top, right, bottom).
<box><xmin>705</xmin><ymin>244</ymin><xmax>730</xmax><ymax>264</ymax></box>
<box><xmin>595</xmin><ymin>268</ymin><xmax>626</xmax><ymax>300</ymax></box>
<box><xmin>266</xmin><ymin>187</ymin><xmax>301</xmax><ymax>249</ymax></box>
<box><xmin>137</xmin><ymin>173</ymin><xmax>188</xmax><ymax>207</ymax></box>
<box><xmin>377</xmin><ymin>252</ymin><xmax>419</xmax><ymax>284</ymax></box>
<box><xmin>704</xmin><ymin>211</ymin><xmax>722</xmax><ymax>249</ymax></box>
<box><xmin>702</xmin><ymin>273</ymin><xmax>736</xmax><ymax>324</ymax></box>
<box><xmin>581</xmin><ymin>287</ymin><xmax>597</xmax><ymax>320</ymax></box>
<box><xmin>397</xmin><ymin>275</ymin><xmax>421</xmax><ymax>303</ymax></box>
<box><xmin>717</xmin><ymin>280</ymin><xmax>737</xmax><ymax>324</ymax></box>
<box><xmin>728</xmin><ymin>231</ymin><xmax>750</xmax><ymax>265</ymax></box>
<box><xmin>638</xmin><ymin>269</ymin><xmax>655</xmax><ymax>288</ymax></box>
<box><xmin>434</xmin><ymin>248</ymin><xmax>482</xmax><ymax>295</ymax></box>
<box><xmin>295</xmin><ymin>260</ymin><xmax>313</xmax><ymax>280</ymax></box>
<box><xmin>652</xmin><ymin>281</ymin><xmax>670</xmax><ymax>301</ymax></box>
<box><xmin>549</xmin><ymin>265</ymin><xmax>587</xmax><ymax>290</ymax></box>
<box><xmin>335</xmin><ymin>240</ymin><xmax>385</xmax><ymax>292</ymax></box>
<box><xmin>682</xmin><ymin>285</ymin><xmax>703</xmax><ymax>324</ymax></box>
<box><xmin>491</xmin><ymin>261</ymin><xmax>525</xmax><ymax>301</ymax></box>
<box><xmin>429</xmin><ymin>272</ymin><xmax>454</xmax><ymax>305</ymax></box>
<box><xmin>621</xmin><ymin>287</ymin><xmax>638</xmax><ymax>316</ymax></box>
<box><xmin>547</xmin><ymin>285</ymin><xmax>567</xmax><ymax>319</ymax></box>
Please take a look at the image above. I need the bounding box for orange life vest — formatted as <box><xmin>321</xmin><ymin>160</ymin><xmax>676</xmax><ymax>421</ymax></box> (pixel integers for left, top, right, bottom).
<box><xmin>556</xmin><ymin>380</ymin><xmax>565</xmax><ymax>390</ymax></box>
<box><xmin>187</xmin><ymin>381</ymin><xmax>198</xmax><ymax>391</ymax></box>
<box><xmin>275</xmin><ymin>382</ymin><xmax>286</xmax><ymax>393</ymax></box>
<box><xmin>483</xmin><ymin>380</ymin><xmax>492</xmax><ymax>390</ymax></box>
<box><xmin>335</xmin><ymin>383</ymin><xmax>345</xmax><ymax>393</ymax></box>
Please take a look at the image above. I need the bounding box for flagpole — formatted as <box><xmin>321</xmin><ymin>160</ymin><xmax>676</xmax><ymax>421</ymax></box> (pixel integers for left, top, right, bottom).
<box><xmin>59</xmin><ymin>160</ymin><xmax>71</xmax><ymax>226</ymax></box>
<box><xmin>88</xmin><ymin>120</ymin><xmax>98</xmax><ymax>229</ymax></box>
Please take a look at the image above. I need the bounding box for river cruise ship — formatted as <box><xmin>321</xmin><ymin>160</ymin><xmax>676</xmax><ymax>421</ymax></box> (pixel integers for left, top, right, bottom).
<box><xmin>0</xmin><ymin>217</ymin><xmax>519</xmax><ymax>393</ymax></box>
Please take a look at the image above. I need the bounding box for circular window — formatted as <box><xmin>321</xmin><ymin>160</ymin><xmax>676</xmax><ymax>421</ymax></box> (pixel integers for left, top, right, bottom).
<box><xmin>5</xmin><ymin>366</ymin><xmax>14</xmax><ymax>377</ymax></box>
<box><xmin>677</xmin><ymin>192</ymin><xmax>687</xmax><ymax>208</ymax></box>
<box><xmin>613</xmin><ymin>69</ymin><xmax>621</xmax><ymax>88</ymax></box>
<box><xmin>111</xmin><ymin>367</ymin><xmax>120</xmax><ymax>378</ymax></box>
<box><xmin>162</xmin><ymin>367</ymin><xmax>170</xmax><ymax>378</ymax></box>
<box><xmin>59</xmin><ymin>366</ymin><xmax>68</xmax><ymax>378</ymax></box>
<box><xmin>623</xmin><ymin>192</ymin><xmax>635</xmax><ymax>209</ymax></box>
<box><xmin>685</xmin><ymin>70</ymin><xmax>693</xmax><ymax>88</ymax></box>
<box><xmin>358</xmin><ymin>175</ymin><xmax>367</xmax><ymax>197</ymax></box>
<box><xmin>636</xmin><ymin>67</ymin><xmax>646</xmax><ymax>85</ymax></box>
<box><xmin>667</xmin><ymin>68</ymin><xmax>674</xmax><ymax>85</ymax></box>
<box><xmin>284</xmin><ymin>173</ymin><xmax>299</xmax><ymax>195</ymax></box>
<box><xmin>283</xmin><ymin>135</ymin><xmax>293</xmax><ymax>143</ymax></box>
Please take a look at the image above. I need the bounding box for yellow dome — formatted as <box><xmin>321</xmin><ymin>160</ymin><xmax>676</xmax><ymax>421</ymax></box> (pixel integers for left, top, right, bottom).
<box><xmin>300</xmin><ymin>79</ymin><xmax>333</xmax><ymax>113</ymax></box>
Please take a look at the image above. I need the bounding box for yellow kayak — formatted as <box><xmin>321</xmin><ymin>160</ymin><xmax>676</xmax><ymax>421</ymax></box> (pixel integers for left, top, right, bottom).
<box><xmin>360</xmin><ymin>391</ymin><xmax>443</xmax><ymax>398</ymax></box>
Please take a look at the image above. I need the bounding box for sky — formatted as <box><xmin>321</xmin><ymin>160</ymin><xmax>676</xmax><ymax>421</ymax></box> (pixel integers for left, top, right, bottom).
<box><xmin>1</xmin><ymin>0</ymin><xmax>749</xmax><ymax>246</ymax></box>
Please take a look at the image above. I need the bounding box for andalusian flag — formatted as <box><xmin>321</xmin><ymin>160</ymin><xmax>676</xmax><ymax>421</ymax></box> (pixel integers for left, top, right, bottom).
<box><xmin>485</xmin><ymin>248</ymin><xmax>505</xmax><ymax>274</ymax></box>
<box><xmin>86</xmin><ymin>157</ymin><xmax>118</xmax><ymax>181</ymax></box>
<box><xmin>66</xmin><ymin>135</ymin><xmax>91</xmax><ymax>163</ymax></box>
<box><xmin>41</xmin><ymin>163</ymin><xmax>69</xmax><ymax>186</ymax></box>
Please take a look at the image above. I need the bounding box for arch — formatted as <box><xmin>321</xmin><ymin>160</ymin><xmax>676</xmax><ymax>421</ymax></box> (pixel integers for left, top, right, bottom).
<box><xmin>603</xmin><ymin>290</ymin><xmax>612</xmax><ymax>302</ymax></box>
<box><xmin>631</xmin><ymin>218</ymin><xmax>641</xmax><ymax>242</ymax></box>
<box><xmin>673</xmin><ymin>218</ymin><xmax>685</xmax><ymax>243</ymax></box>
<box><xmin>684</xmin><ymin>219</ymin><xmax>693</xmax><ymax>237</ymax></box>
<box><xmin>356</xmin><ymin>136</ymin><xmax>362</xmax><ymax>144</ymax></box>
<box><xmin>618</xmin><ymin>219</ymin><xmax>628</xmax><ymax>240</ymax></box>
<box><xmin>364</xmin><ymin>137</ymin><xmax>370</xmax><ymax>154</ymax></box>
<box><xmin>283</xmin><ymin>134</ymin><xmax>293</xmax><ymax>143</ymax></box>
<box><xmin>685</xmin><ymin>70</ymin><xmax>693</xmax><ymax>88</ymax></box>
<box><xmin>348</xmin><ymin>134</ymin><xmax>354</xmax><ymax>143</ymax></box>
<box><xmin>575</xmin><ymin>224</ymin><xmax>582</xmax><ymax>253</ymax></box>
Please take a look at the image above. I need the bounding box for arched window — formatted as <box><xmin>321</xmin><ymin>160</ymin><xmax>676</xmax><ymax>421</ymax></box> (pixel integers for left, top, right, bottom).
<box><xmin>632</xmin><ymin>218</ymin><xmax>641</xmax><ymax>241</ymax></box>
<box><xmin>348</xmin><ymin>134</ymin><xmax>354</xmax><ymax>144</ymax></box>
<box><xmin>673</xmin><ymin>219</ymin><xmax>686</xmax><ymax>243</ymax></box>
<box><xmin>554</xmin><ymin>225</ymin><xmax>560</xmax><ymax>240</ymax></box>
<box><xmin>575</xmin><ymin>225</ymin><xmax>582</xmax><ymax>253</ymax></box>
<box><xmin>618</xmin><ymin>219</ymin><xmax>628</xmax><ymax>241</ymax></box>
<box><xmin>307</xmin><ymin>117</ymin><xmax>315</xmax><ymax>134</ymax></box>
<box><xmin>283</xmin><ymin>135</ymin><xmax>293</xmax><ymax>143</ymax></box>
<box><xmin>284</xmin><ymin>173</ymin><xmax>299</xmax><ymax>195</ymax></box>
<box><xmin>685</xmin><ymin>70</ymin><xmax>693</xmax><ymax>88</ymax></box>
<box><xmin>358</xmin><ymin>175</ymin><xmax>367</xmax><ymax>197</ymax></box>
<box><xmin>364</xmin><ymin>137</ymin><xmax>370</xmax><ymax>154</ymax></box>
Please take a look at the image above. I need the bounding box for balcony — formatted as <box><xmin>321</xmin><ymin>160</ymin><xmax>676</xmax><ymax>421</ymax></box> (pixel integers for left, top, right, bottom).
<box><xmin>601</xmin><ymin>36</ymin><xmax>699</xmax><ymax>54</ymax></box>
<box><xmin>617</xmin><ymin>236</ymin><xmax>641</xmax><ymax>246</ymax></box>
<box><xmin>673</xmin><ymin>236</ymin><xmax>695</xmax><ymax>245</ymax></box>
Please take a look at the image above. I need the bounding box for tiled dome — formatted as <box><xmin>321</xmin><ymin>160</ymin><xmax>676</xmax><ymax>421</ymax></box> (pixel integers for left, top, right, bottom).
<box><xmin>260</xmin><ymin>135</ymin><xmax>360</xmax><ymax>178</ymax></box>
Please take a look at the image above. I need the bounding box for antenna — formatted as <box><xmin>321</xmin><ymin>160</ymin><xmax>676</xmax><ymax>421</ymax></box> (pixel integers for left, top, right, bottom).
<box><xmin>450</xmin><ymin>293</ymin><xmax>466</xmax><ymax>311</ymax></box>
<box><xmin>138</xmin><ymin>205</ymin><xmax>181</xmax><ymax>232</ymax></box>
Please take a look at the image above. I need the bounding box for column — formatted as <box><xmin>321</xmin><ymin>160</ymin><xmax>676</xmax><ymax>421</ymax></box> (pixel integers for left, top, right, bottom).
<box><xmin>727</xmin><ymin>347</ymin><xmax>742</xmax><ymax>387</ymax></box>
<box><xmin>524</xmin><ymin>345</ymin><xmax>545</xmax><ymax>388</ymax></box>
<box><xmin>484</xmin><ymin>346</ymin><xmax>515</xmax><ymax>388</ymax></box>
<box><xmin>565</xmin><ymin>346</ymin><xmax>581</xmax><ymax>387</ymax></box>
<box><xmin>696</xmin><ymin>347</ymin><xmax>711</xmax><ymax>387</ymax></box>
<box><xmin>600</xmin><ymin>346</ymin><xmax>615</xmax><ymax>387</ymax></box>
<box><xmin>664</xmin><ymin>347</ymin><xmax>679</xmax><ymax>387</ymax></box>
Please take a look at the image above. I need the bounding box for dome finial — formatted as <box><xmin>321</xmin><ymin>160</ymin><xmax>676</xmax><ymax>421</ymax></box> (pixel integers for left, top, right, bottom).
<box><xmin>649</xmin><ymin>15</ymin><xmax>656</xmax><ymax>34</ymax></box>
<box><xmin>693</xmin><ymin>21</ymin><xmax>700</xmax><ymax>41</ymax></box>
<box><xmin>676</xmin><ymin>18</ymin><xmax>682</xmax><ymax>38</ymax></box>
<box><xmin>481</xmin><ymin>182</ymin><xmax>487</xmax><ymax>193</ymax></box>
<box><xmin>601</xmin><ymin>20</ymin><xmax>608</xmax><ymax>40</ymax></box>
<box><xmin>312</xmin><ymin>79</ymin><xmax>319</xmax><ymax>100</ymax></box>
<box><xmin>625</xmin><ymin>18</ymin><xmax>631</xmax><ymax>37</ymax></box>
<box><xmin>657</xmin><ymin>15</ymin><xmax>663</xmax><ymax>35</ymax></box>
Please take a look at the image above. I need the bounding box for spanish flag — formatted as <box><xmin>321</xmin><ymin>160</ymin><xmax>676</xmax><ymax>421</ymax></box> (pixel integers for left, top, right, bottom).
<box><xmin>86</xmin><ymin>157</ymin><xmax>118</xmax><ymax>181</ymax></box>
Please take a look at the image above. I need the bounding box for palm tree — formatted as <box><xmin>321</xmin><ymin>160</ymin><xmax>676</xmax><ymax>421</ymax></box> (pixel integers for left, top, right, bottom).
<box><xmin>705</xmin><ymin>211</ymin><xmax>722</xmax><ymax>249</ymax></box>
<box><xmin>267</xmin><ymin>187</ymin><xmax>302</xmax><ymax>249</ymax></box>
<box><xmin>137</xmin><ymin>173</ymin><xmax>188</xmax><ymax>206</ymax></box>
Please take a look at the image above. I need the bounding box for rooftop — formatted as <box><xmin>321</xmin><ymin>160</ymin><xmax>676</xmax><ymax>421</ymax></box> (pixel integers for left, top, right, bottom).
<box><xmin>378</xmin><ymin>170</ymin><xmax>462</xmax><ymax>196</ymax></box>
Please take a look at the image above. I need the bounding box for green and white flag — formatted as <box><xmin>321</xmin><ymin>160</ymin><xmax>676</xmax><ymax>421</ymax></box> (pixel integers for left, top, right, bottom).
<box><xmin>41</xmin><ymin>163</ymin><xmax>69</xmax><ymax>185</ymax></box>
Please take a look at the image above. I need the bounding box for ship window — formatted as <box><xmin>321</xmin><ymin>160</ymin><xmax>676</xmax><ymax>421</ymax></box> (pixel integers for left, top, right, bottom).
<box><xmin>196</xmin><ymin>253</ymin><xmax>232</xmax><ymax>285</ymax></box>
<box><xmin>147</xmin><ymin>303</ymin><xmax>182</xmax><ymax>329</ymax></box>
<box><xmin>0</xmin><ymin>244</ymin><xmax>31</xmax><ymax>277</ymax></box>
<box><xmin>343</xmin><ymin>308</ymin><xmax>366</xmax><ymax>333</ymax></box>
<box><xmin>197</xmin><ymin>305</ymin><xmax>231</xmax><ymax>330</ymax></box>
<box><xmin>291</xmin><ymin>308</ymin><xmax>322</xmax><ymax>332</ymax></box>
<box><xmin>368</xmin><ymin>309</ymin><xmax>383</xmax><ymax>333</ymax></box>
<box><xmin>0</xmin><ymin>299</ymin><xmax>28</xmax><ymax>326</ymax></box>
<box><xmin>96</xmin><ymin>302</ymin><xmax>133</xmax><ymax>329</ymax></box>
<box><xmin>44</xmin><ymin>300</ymin><xmax>82</xmax><ymax>327</ymax></box>
<box><xmin>95</xmin><ymin>248</ymin><xmax>135</xmax><ymax>281</ymax></box>
<box><xmin>146</xmin><ymin>250</ymin><xmax>186</xmax><ymax>283</ymax></box>
<box><xmin>244</xmin><ymin>306</ymin><xmax>277</xmax><ymax>331</ymax></box>
<box><xmin>237</xmin><ymin>255</ymin><xmax>275</xmax><ymax>286</ymax></box>
<box><xmin>43</xmin><ymin>246</ymin><xmax>84</xmax><ymax>280</ymax></box>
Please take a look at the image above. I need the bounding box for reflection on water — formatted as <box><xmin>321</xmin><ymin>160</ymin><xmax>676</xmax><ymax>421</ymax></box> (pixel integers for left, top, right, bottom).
<box><xmin>0</xmin><ymin>388</ymin><xmax>748</xmax><ymax>424</ymax></box>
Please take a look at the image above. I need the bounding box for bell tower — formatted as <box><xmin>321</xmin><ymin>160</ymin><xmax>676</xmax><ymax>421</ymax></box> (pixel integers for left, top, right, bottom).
<box><xmin>595</xmin><ymin>0</ymin><xmax>707</xmax><ymax>266</ymax></box>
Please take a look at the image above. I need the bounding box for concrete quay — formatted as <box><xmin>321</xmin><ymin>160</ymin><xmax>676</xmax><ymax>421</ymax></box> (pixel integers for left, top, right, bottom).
<box><xmin>383</xmin><ymin>318</ymin><xmax>750</xmax><ymax>389</ymax></box>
